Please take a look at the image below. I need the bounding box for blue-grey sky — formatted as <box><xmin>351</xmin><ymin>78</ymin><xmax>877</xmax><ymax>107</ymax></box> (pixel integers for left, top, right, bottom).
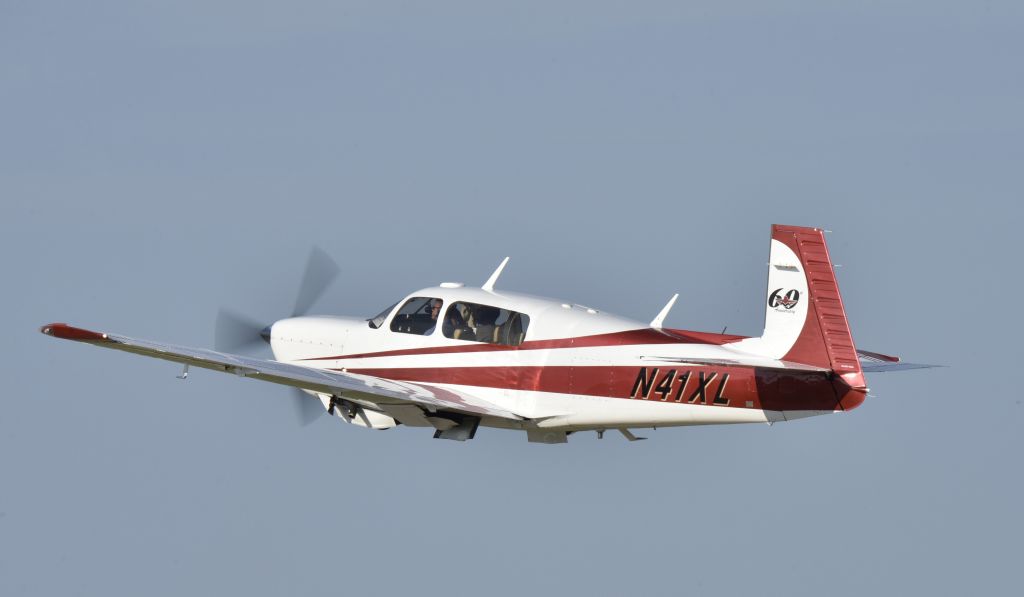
<box><xmin>2</xmin><ymin>1</ymin><xmax>1021</xmax><ymax>595</ymax></box>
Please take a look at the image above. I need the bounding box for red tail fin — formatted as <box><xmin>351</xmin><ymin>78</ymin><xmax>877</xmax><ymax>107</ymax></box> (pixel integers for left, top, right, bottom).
<box><xmin>773</xmin><ymin>226</ymin><xmax>859</xmax><ymax>372</ymax></box>
<box><xmin>774</xmin><ymin>225</ymin><xmax>866</xmax><ymax>408</ymax></box>
<box><xmin>732</xmin><ymin>225</ymin><xmax>867</xmax><ymax>409</ymax></box>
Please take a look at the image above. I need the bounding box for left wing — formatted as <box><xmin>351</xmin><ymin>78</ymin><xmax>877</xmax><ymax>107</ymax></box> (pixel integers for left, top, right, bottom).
<box><xmin>40</xmin><ymin>323</ymin><xmax>523</xmax><ymax>421</ymax></box>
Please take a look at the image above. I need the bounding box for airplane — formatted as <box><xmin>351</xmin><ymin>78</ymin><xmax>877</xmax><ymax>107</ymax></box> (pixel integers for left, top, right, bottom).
<box><xmin>40</xmin><ymin>224</ymin><xmax>933</xmax><ymax>443</ymax></box>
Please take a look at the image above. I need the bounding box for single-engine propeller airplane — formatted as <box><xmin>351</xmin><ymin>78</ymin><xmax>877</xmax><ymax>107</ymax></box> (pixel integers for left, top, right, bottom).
<box><xmin>41</xmin><ymin>224</ymin><xmax>933</xmax><ymax>443</ymax></box>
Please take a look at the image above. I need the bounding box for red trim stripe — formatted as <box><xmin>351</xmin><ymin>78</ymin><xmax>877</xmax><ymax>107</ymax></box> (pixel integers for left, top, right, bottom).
<box><xmin>301</xmin><ymin>328</ymin><xmax>747</xmax><ymax>362</ymax></box>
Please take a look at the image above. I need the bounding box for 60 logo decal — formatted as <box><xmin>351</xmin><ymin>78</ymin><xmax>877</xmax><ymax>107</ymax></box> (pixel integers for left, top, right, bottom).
<box><xmin>768</xmin><ymin>288</ymin><xmax>800</xmax><ymax>310</ymax></box>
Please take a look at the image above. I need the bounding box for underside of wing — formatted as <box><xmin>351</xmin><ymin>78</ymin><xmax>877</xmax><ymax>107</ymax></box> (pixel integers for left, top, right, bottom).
<box><xmin>40</xmin><ymin>323</ymin><xmax>524</xmax><ymax>422</ymax></box>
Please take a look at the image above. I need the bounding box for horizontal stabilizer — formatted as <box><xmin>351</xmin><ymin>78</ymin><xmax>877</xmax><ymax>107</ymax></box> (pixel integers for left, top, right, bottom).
<box><xmin>859</xmin><ymin>362</ymin><xmax>941</xmax><ymax>372</ymax></box>
<box><xmin>857</xmin><ymin>349</ymin><xmax>941</xmax><ymax>372</ymax></box>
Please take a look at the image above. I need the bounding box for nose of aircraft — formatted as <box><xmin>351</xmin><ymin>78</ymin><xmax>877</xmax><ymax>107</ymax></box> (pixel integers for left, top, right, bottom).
<box><xmin>260</xmin><ymin>325</ymin><xmax>273</xmax><ymax>343</ymax></box>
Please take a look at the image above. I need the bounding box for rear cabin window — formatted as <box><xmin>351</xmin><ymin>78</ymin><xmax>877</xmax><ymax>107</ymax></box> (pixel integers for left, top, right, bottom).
<box><xmin>390</xmin><ymin>297</ymin><xmax>443</xmax><ymax>335</ymax></box>
<box><xmin>442</xmin><ymin>301</ymin><xmax>530</xmax><ymax>346</ymax></box>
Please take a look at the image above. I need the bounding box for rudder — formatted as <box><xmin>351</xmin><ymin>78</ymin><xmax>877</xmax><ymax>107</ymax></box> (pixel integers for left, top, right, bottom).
<box><xmin>733</xmin><ymin>225</ymin><xmax>865</xmax><ymax>390</ymax></box>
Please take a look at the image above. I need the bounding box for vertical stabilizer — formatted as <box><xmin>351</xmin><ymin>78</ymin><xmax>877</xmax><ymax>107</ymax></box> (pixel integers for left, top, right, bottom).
<box><xmin>732</xmin><ymin>225</ymin><xmax>865</xmax><ymax>395</ymax></box>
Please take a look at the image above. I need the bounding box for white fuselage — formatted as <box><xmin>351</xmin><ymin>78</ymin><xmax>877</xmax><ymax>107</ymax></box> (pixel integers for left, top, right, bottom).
<box><xmin>268</xmin><ymin>287</ymin><xmax>835</xmax><ymax>433</ymax></box>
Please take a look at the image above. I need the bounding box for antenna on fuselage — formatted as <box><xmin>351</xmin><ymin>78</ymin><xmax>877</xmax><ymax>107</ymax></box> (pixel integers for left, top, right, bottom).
<box><xmin>482</xmin><ymin>257</ymin><xmax>510</xmax><ymax>292</ymax></box>
<box><xmin>650</xmin><ymin>293</ymin><xmax>679</xmax><ymax>329</ymax></box>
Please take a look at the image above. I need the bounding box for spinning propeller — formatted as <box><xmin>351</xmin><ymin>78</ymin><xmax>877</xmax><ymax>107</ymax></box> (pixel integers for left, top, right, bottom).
<box><xmin>214</xmin><ymin>247</ymin><xmax>340</xmax><ymax>425</ymax></box>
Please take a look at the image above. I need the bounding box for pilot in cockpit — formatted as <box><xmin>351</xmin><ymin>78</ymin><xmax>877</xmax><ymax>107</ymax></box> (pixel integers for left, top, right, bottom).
<box><xmin>424</xmin><ymin>298</ymin><xmax>443</xmax><ymax>335</ymax></box>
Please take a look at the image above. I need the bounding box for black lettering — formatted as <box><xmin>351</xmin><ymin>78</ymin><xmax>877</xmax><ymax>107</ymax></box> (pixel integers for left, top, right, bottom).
<box><xmin>672</xmin><ymin>371</ymin><xmax>691</xmax><ymax>402</ymax></box>
<box><xmin>713</xmin><ymin>373</ymin><xmax>730</xmax><ymax>405</ymax></box>
<box><xmin>654</xmin><ymin>370</ymin><xmax>676</xmax><ymax>401</ymax></box>
<box><xmin>687</xmin><ymin>371</ymin><xmax>718</xmax><ymax>404</ymax></box>
<box><xmin>630</xmin><ymin>367</ymin><xmax>658</xmax><ymax>399</ymax></box>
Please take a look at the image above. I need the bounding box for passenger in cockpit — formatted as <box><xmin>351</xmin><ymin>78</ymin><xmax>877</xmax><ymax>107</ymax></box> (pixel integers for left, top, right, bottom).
<box><xmin>472</xmin><ymin>305</ymin><xmax>500</xmax><ymax>343</ymax></box>
<box><xmin>442</xmin><ymin>306</ymin><xmax>472</xmax><ymax>340</ymax></box>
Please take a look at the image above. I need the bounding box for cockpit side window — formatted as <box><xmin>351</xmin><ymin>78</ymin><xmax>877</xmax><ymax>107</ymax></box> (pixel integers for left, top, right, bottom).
<box><xmin>390</xmin><ymin>297</ymin><xmax>443</xmax><ymax>335</ymax></box>
<box><xmin>367</xmin><ymin>302</ymin><xmax>399</xmax><ymax>329</ymax></box>
<box><xmin>442</xmin><ymin>301</ymin><xmax>530</xmax><ymax>346</ymax></box>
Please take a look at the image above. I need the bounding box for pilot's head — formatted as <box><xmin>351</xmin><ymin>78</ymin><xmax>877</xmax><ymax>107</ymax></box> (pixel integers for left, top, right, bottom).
<box><xmin>430</xmin><ymin>299</ymin><xmax>443</xmax><ymax>319</ymax></box>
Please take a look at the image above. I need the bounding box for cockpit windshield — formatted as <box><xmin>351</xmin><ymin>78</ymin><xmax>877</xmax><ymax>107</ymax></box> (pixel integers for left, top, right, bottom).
<box><xmin>367</xmin><ymin>302</ymin><xmax>399</xmax><ymax>329</ymax></box>
<box><xmin>390</xmin><ymin>297</ymin><xmax>443</xmax><ymax>335</ymax></box>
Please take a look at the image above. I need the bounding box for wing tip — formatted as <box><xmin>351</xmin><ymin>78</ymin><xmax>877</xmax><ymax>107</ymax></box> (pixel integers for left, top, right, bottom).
<box><xmin>40</xmin><ymin>322</ymin><xmax>109</xmax><ymax>342</ymax></box>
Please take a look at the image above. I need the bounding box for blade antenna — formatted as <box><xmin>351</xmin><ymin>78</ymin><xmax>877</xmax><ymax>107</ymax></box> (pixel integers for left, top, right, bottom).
<box><xmin>482</xmin><ymin>257</ymin><xmax>510</xmax><ymax>292</ymax></box>
<box><xmin>650</xmin><ymin>294</ymin><xmax>679</xmax><ymax>329</ymax></box>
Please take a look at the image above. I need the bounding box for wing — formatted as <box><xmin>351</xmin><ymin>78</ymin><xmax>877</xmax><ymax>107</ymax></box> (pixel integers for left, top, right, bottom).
<box><xmin>857</xmin><ymin>349</ymin><xmax>942</xmax><ymax>373</ymax></box>
<box><xmin>40</xmin><ymin>323</ymin><xmax>523</xmax><ymax>421</ymax></box>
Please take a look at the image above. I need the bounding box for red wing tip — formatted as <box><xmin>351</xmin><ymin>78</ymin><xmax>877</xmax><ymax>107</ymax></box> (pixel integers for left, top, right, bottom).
<box><xmin>40</xmin><ymin>323</ymin><xmax>109</xmax><ymax>342</ymax></box>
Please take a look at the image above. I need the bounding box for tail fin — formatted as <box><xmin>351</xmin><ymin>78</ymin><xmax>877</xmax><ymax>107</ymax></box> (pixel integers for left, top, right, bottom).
<box><xmin>734</xmin><ymin>225</ymin><xmax>865</xmax><ymax>389</ymax></box>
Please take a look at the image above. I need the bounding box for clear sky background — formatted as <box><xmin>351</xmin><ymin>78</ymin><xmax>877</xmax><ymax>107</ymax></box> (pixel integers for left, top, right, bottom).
<box><xmin>2</xmin><ymin>1</ymin><xmax>1021</xmax><ymax>595</ymax></box>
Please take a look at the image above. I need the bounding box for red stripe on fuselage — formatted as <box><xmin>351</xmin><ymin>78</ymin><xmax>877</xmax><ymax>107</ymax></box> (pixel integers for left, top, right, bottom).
<box><xmin>339</xmin><ymin>365</ymin><xmax>856</xmax><ymax>412</ymax></box>
<box><xmin>301</xmin><ymin>328</ymin><xmax>748</xmax><ymax>362</ymax></box>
